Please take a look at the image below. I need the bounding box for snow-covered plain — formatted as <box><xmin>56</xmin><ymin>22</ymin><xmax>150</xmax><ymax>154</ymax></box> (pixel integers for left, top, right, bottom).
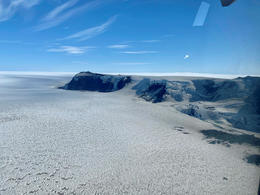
<box><xmin>0</xmin><ymin>74</ymin><xmax>259</xmax><ymax>194</ymax></box>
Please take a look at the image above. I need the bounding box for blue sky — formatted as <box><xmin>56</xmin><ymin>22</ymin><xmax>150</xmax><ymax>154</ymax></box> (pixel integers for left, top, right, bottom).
<box><xmin>0</xmin><ymin>0</ymin><xmax>259</xmax><ymax>74</ymax></box>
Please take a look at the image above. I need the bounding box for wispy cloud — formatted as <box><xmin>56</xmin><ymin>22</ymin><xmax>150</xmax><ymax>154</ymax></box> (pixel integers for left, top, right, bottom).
<box><xmin>0</xmin><ymin>39</ymin><xmax>36</xmax><ymax>45</ymax></box>
<box><xmin>62</xmin><ymin>15</ymin><xmax>117</xmax><ymax>41</ymax></box>
<box><xmin>72</xmin><ymin>61</ymin><xmax>89</xmax><ymax>65</ymax></box>
<box><xmin>42</xmin><ymin>0</ymin><xmax>78</xmax><ymax>22</ymax></box>
<box><xmin>0</xmin><ymin>0</ymin><xmax>40</xmax><ymax>22</ymax></box>
<box><xmin>108</xmin><ymin>44</ymin><xmax>129</xmax><ymax>49</ymax></box>
<box><xmin>141</xmin><ymin>40</ymin><xmax>160</xmax><ymax>43</ymax></box>
<box><xmin>121</xmin><ymin>51</ymin><xmax>158</xmax><ymax>54</ymax></box>
<box><xmin>47</xmin><ymin>46</ymin><xmax>94</xmax><ymax>54</ymax></box>
<box><xmin>121</xmin><ymin>39</ymin><xmax>160</xmax><ymax>44</ymax></box>
<box><xmin>162</xmin><ymin>34</ymin><xmax>175</xmax><ymax>38</ymax></box>
<box><xmin>184</xmin><ymin>54</ymin><xmax>190</xmax><ymax>59</ymax></box>
<box><xmin>113</xmin><ymin>62</ymin><xmax>151</xmax><ymax>65</ymax></box>
<box><xmin>0</xmin><ymin>39</ymin><xmax>22</xmax><ymax>44</ymax></box>
<box><xmin>35</xmin><ymin>0</ymin><xmax>101</xmax><ymax>31</ymax></box>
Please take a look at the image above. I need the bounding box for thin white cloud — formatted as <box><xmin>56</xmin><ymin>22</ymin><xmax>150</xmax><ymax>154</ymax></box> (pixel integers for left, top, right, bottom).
<box><xmin>62</xmin><ymin>15</ymin><xmax>117</xmax><ymax>41</ymax></box>
<box><xmin>108</xmin><ymin>44</ymin><xmax>129</xmax><ymax>49</ymax></box>
<box><xmin>162</xmin><ymin>34</ymin><xmax>175</xmax><ymax>38</ymax></box>
<box><xmin>0</xmin><ymin>71</ymin><xmax>76</xmax><ymax>76</ymax></box>
<box><xmin>141</xmin><ymin>40</ymin><xmax>160</xmax><ymax>43</ymax></box>
<box><xmin>0</xmin><ymin>0</ymin><xmax>40</xmax><ymax>22</ymax></box>
<box><xmin>42</xmin><ymin>0</ymin><xmax>79</xmax><ymax>22</ymax></box>
<box><xmin>20</xmin><ymin>0</ymin><xmax>40</xmax><ymax>8</ymax></box>
<box><xmin>47</xmin><ymin>46</ymin><xmax>94</xmax><ymax>54</ymax></box>
<box><xmin>113</xmin><ymin>62</ymin><xmax>151</xmax><ymax>65</ymax></box>
<box><xmin>35</xmin><ymin>0</ymin><xmax>101</xmax><ymax>31</ymax></box>
<box><xmin>0</xmin><ymin>39</ymin><xmax>22</xmax><ymax>44</ymax></box>
<box><xmin>121</xmin><ymin>51</ymin><xmax>158</xmax><ymax>54</ymax></box>
<box><xmin>184</xmin><ymin>54</ymin><xmax>190</xmax><ymax>59</ymax></box>
<box><xmin>0</xmin><ymin>39</ymin><xmax>36</xmax><ymax>45</ymax></box>
<box><xmin>121</xmin><ymin>39</ymin><xmax>160</xmax><ymax>44</ymax></box>
<box><xmin>72</xmin><ymin>61</ymin><xmax>89</xmax><ymax>65</ymax></box>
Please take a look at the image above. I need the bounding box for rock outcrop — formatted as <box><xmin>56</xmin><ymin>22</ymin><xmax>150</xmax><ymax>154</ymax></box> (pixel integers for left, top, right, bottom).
<box><xmin>132</xmin><ymin>76</ymin><xmax>260</xmax><ymax>132</ymax></box>
<box><xmin>61</xmin><ymin>71</ymin><xmax>131</xmax><ymax>92</ymax></box>
<box><xmin>132</xmin><ymin>79</ymin><xmax>167</xmax><ymax>103</ymax></box>
<box><xmin>133</xmin><ymin>76</ymin><xmax>260</xmax><ymax>104</ymax></box>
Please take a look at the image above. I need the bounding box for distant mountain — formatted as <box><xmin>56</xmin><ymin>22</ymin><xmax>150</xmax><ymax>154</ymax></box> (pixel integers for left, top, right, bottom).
<box><xmin>60</xmin><ymin>71</ymin><xmax>131</xmax><ymax>92</ymax></box>
<box><xmin>60</xmin><ymin>72</ymin><xmax>260</xmax><ymax>132</ymax></box>
<box><xmin>132</xmin><ymin>76</ymin><xmax>260</xmax><ymax>132</ymax></box>
<box><xmin>133</xmin><ymin>76</ymin><xmax>260</xmax><ymax>103</ymax></box>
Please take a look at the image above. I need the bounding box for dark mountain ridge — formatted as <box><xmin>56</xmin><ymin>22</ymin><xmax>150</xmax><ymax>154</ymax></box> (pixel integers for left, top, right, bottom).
<box><xmin>60</xmin><ymin>71</ymin><xmax>131</xmax><ymax>92</ymax></box>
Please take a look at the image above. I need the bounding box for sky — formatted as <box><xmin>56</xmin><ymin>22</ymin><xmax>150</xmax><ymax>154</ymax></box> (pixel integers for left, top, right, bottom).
<box><xmin>0</xmin><ymin>0</ymin><xmax>259</xmax><ymax>74</ymax></box>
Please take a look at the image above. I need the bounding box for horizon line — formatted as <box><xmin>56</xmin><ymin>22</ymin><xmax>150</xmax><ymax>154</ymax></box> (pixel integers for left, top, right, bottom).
<box><xmin>0</xmin><ymin>71</ymin><xmax>259</xmax><ymax>79</ymax></box>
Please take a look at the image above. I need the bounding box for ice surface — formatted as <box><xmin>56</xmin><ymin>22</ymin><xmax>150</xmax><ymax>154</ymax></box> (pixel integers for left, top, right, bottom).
<box><xmin>0</xmin><ymin>74</ymin><xmax>259</xmax><ymax>194</ymax></box>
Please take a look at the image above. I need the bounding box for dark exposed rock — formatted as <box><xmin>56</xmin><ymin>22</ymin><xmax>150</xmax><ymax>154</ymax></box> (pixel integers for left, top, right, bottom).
<box><xmin>179</xmin><ymin>104</ymin><xmax>202</xmax><ymax>118</ymax></box>
<box><xmin>245</xmin><ymin>154</ymin><xmax>260</xmax><ymax>166</ymax></box>
<box><xmin>223</xmin><ymin>177</ymin><xmax>228</xmax><ymax>180</ymax></box>
<box><xmin>191</xmin><ymin>79</ymin><xmax>245</xmax><ymax>102</ymax></box>
<box><xmin>240</xmin><ymin>84</ymin><xmax>260</xmax><ymax>115</ymax></box>
<box><xmin>60</xmin><ymin>71</ymin><xmax>131</xmax><ymax>92</ymax></box>
<box><xmin>132</xmin><ymin>79</ymin><xmax>191</xmax><ymax>103</ymax></box>
<box><xmin>133</xmin><ymin>77</ymin><xmax>260</xmax><ymax>103</ymax></box>
<box><xmin>141</xmin><ymin>82</ymin><xmax>167</xmax><ymax>103</ymax></box>
<box><xmin>200</xmin><ymin>129</ymin><xmax>260</xmax><ymax>147</ymax></box>
<box><xmin>132</xmin><ymin>79</ymin><xmax>167</xmax><ymax>103</ymax></box>
<box><xmin>133</xmin><ymin>76</ymin><xmax>260</xmax><ymax>132</ymax></box>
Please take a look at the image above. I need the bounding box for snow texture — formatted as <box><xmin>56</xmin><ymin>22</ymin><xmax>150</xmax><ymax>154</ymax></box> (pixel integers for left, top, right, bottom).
<box><xmin>0</xmin><ymin>74</ymin><xmax>259</xmax><ymax>194</ymax></box>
